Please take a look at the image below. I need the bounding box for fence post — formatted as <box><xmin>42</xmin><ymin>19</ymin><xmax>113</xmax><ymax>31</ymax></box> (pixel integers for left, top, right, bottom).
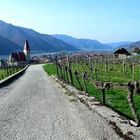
<box><xmin>132</xmin><ymin>63</ymin><xmax>135</xmax><ymax>80</ymax></box>
<box><xmin>101</xmin><ymin>83</ymin><xmax>110</xmax><ymax>105</ymax></box>
<box><xmin>62</xmin><ymin>64</ymin><xmax>66</xmax><ymax>81</ymax></box>
<box><xmin>59</xmin><ymin>64</ymin><xmax>63</xmax><ymax>78</ymax></box>
<box><xmin>82</xmin><ymin>71</ymin><xmax>87</xmax><ymax>92</ymax></box>
<box><xmin>65</xmin><ymin>66</ymin><xmax>69</xmax><ymax>83</ymax></box>
<box><xmin>74</xmin><ymin>70</ymin><xmax>83</xmax><ymax>90</ymax></box>
<box><xmin>101</xmin><ymin>88</ymin><xmax>105</xmax><ymax>105</ymax></box>
<box><xmin>105</xmin><ymin>60</ymin><xmax>108</xmax><ymax>73</ymax></box>
<box><xmin>55</xmin><ymin>56</ymin><xmax>59</xmax><ymax>77</ymax></box>
<box><xmin>66</xmin><ymin>54</ymin><xmax>73</xmax><ymax>85</ymax></box>
<box><xmin>122</xmin><ymin>60</ymin><xmax>125</xmax><ymax>74</ymax></box>
<box><xmin>95</xmin><ymin>68</ymin><xmax>98</xmax><ymax>80</ymax></box>
<box><xmin>127</xmin><ymin>81</ymin><xmax>140</xmax><ymax>126</ymax></box>
<box><xmin>88</xmin><ymin>56</ymin><xmax>93</xmax><ymax>81</ymax></box>
<box><xmin>68</xmin><ymin>67</ymin><xmax>73</xmax><ymax>85</ymax></box>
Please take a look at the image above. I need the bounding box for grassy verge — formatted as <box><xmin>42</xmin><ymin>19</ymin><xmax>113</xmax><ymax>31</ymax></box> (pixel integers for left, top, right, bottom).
<box><xmin>43</xmin><ymin>63</ymin><xmax>140</xmax><ymax>120</ymax></box>
<box><xmin>43</xmin><ymin>64</ymin><xmax>57</xmax><ymax>76</ymax></box>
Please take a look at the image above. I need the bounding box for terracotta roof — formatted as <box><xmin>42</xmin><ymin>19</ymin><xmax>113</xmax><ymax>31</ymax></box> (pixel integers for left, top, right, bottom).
<box><xmin>17</xmin><ymin>52</ymin><xmax>26</xmax><ymax>61</ymax></box>
<box><xmin>11</xmin><ymin>52</ymin><xmax>19</xmax><ymax>61</ymax></box>
<box><xmin>10</xmin><ymin>52</ymin><xmax>26</xmax><ymax>61</ymax></box>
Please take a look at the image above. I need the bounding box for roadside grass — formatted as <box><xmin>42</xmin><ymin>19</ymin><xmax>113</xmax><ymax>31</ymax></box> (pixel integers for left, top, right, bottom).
<box><xmin>106</xmin><ymin>88</ymin><xmax>133</xmax><ymax>118</ymax></box>
<box><xmin>43</xmin><ymin>63</ymin><xmax>140</xmax><ymax>120</ymax></box>
<box><xmin>43</xmin><ymin>64</ymin><xmax>57</xmax><ymax>76</ymax></box>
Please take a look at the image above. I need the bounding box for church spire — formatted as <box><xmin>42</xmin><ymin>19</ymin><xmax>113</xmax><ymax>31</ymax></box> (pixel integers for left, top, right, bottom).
<box><xmin>23</xmin><ymin>40</ymin><xmax>30</xmax><ymax>52</ymax></box>
<box><xmin>23</xmin><ymin>40</ymin><xmax>30</xmax><ymax>62</ymax></box>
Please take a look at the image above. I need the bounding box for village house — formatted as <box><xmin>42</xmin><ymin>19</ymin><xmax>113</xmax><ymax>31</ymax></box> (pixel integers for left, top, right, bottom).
<box><xmin>9</xmin><ymin>40</ymin><xmax>30</xmax><ymax>66</ymax></box>
<box><xmin>113</xmin><ymin>48</ymin><xmax>131</xmax><ymax>59</ymax></box>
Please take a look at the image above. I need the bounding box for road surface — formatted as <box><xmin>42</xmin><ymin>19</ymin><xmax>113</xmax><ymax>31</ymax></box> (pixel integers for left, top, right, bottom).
<box><xmin>0</xmin><ymin>65</ymin><xmax>122</xmax><ymax>140</ymax></box>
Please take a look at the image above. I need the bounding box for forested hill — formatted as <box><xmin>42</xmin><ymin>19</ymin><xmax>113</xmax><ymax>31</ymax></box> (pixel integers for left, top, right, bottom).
<box><xmin>0</xmin><ymin>20</ymin><xmax>79</xmax><ymax>54</ymax></box>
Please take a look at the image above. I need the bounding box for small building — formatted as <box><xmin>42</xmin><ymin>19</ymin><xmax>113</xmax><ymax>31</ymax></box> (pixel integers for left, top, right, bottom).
<box><xmin>9</xmin><ymin>40</ymin><xmax>30</xmax><ymax>66</ymax></box>
<box><xmin>113</xmin><ymin>48</ymin><xmax>131</xmax><ymax>59</ymax></box>
<box><xmin>9</xmin><ymin>52</ymin><xmax>26</xmax><ymax>66</ymax></box>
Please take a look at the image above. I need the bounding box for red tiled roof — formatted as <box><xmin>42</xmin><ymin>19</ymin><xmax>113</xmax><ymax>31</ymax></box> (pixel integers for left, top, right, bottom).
<box><xmin>11</xmin><ymin>52</ymin><xmax>19</xmax><ymax>61</ymax></box>
<box><xmin>17</xmin><ymin>52</ymin><xmax>26</xmax><ymax>61</ymax></box>
<box><xmin>10</xmin><ymin>52</ymin><xmax>26</xmax><ymax>61</ymax></box>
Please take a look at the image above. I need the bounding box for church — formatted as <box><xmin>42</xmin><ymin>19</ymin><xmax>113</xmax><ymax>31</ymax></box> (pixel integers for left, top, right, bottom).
<box><xmin>9</xmin><ymin>40</ymin><xmax>30</xmax><ymax>66</ymax></box>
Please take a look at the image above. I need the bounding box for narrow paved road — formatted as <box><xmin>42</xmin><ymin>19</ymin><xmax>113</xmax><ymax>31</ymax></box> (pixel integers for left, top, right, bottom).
<box><xmin>0</xmin><ymin>65</ymin><xmax>122</xmax><ymax>140</ymax></box>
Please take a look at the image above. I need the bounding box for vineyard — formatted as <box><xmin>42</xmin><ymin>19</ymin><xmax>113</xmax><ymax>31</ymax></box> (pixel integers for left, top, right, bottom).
<box><xmin>0</xmin><ymin>66</ymin><xmax>26</xmax><ymax>80</ymax></box>
<box><xmin>44</xmin><ymin>53</ymin><xmax>140</xmax><ymax>126</ymax></box>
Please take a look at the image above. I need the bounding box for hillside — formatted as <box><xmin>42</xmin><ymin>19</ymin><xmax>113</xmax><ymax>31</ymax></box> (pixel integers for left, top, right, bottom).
<box><xmin>108</xmin><ymin>41</ymin><xmax>132</xmax><ymax>48</ymax></box>
<box><xmin>53</xmin><ymin>34</ymin><xmax>113</xmax><ymax>51</ymax></box>
<box><xmin>0</xmin><ymin>35</ymin><xmax>21</xmax><ymax>55</ymax></box>
<box><xmin>0</xmin><ymin>20</ymin><xmax>79</xmax><ymax>53</ymax></box>
<box><xmin>117</xmin><ymin>41</ymin><xmax>140</xmax><ymax>51</ymax></box>
<box><xmin>127</xmin><ymin>41</ymin><xmax>140</xmax><ymax>50</ymax></box>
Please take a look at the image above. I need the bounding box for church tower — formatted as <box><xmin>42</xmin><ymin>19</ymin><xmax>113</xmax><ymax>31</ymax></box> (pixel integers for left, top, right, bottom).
<box><xmin>23</xmin><ymin>40</ymin><xmax>30</xmax><ymax>63</ymax></box>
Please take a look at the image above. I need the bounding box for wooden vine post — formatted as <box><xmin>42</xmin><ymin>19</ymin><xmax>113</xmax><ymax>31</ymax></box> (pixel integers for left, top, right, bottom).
<box><xmin>67</xmin><ymin>54</ymin><xmax>73</xmax><ymax>85</ymax></box>
<box><xmin>105</xmin><ymin>60</ymin><xmax>108</xmax><ymax>73</ymax></box>
<box><xmin>74</xmin><ymin>70</ymin><xmax>83</xmax><ymax>90</ymax></box>
<box><xmin>95</xmin><ymin>68</ymin><xmax>98</xmax><ymax>80</ymax></box>
<box><xmin>88</xmin><ymin>55</ymin><xmax>93</xmax><ymax>82</ymax></box>
<box><xmin>94</xmin><ymin>82</ymin><xmax>110</xmax><ymax>105</ymax></box>
<box><xmin>65</xmin><ymin>65</ymin><xmax>69</xmax><ymax>83</ymax></box>
<box><xmin>101</xmin><ymin>83</ymin><xmax>110</xmax><ymax>105</ymax></box>
<box><xmin>55</xmin><ymin>56</ymin><xmax>59</xmax><ymax>77</ymax></box>
<box><xmin>62</xmin><ymin>62</ymin><xmax>66</xmax><ymax>81</ymax></box>
<box><xmin>127</xmin><ymin>81</ymin><xmax>140</xmax><ymax>126</ymax></box>
<box><xmin>101</xmin><ymin>87</ymin><xmax>105</xmax><ymax>105</ymax></box>
<box><xmin>58</xmin><ymin>60</ymin><xmax>63</xmax><ymax>79</ymax></box>
<box><xmin>132</xmin><ymin>63</ymin><xmax>135</xmax><ymax>80</ymax></box>
<box><xmin>122</xmin><ymin>60</ymin><xmax>125</xmax><ymax>74</ymax></box>
<box><xmin>130</xmin><ymin>63</ymin><xmax>135</xmax><ymax>80</ymax></box>
<box><xmin>82</xmin><ymin>71</ymin><xmax>88</xmax><ymax>92</ymax></box>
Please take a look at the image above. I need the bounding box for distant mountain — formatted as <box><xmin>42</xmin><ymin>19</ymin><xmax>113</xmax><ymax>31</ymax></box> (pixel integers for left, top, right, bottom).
<box><xmin>0</xmin><ymin>35</ymin><xmax>21</xmax><ymax>55</ymax></box>
<box><xmin>0</xmin><ymin>20</ymin><xmax>79</xmax><ymax>54</ymax></box>
<box><xmin>120</xmin><ymin>41</ymin><xmax>140</xmax><ymax>50</ymax></box>
<box><xmin>53</xmin><ymin>34</ymin><xmax>113</xmax><ymax>51</ymax></box>
<box><xmin>108</xmin><ymin>41</ymin><xmax>132</xmax><ymax>48</ymax></box>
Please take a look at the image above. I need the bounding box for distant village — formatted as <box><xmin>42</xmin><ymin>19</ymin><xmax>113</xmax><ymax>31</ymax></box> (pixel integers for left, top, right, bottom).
<box><xmin>0</xmin><ymin>40</ymin><xmax>139</xmax><ymax>68</ymax></box>
<box><xmin>0</xmin><ymin>40</ymin><xmax>54</xmax><ymax>67</ymax></box>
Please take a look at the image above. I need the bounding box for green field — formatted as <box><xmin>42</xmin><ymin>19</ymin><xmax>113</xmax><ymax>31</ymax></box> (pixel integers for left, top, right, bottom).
<box><xmin>43</xmin><ymin>62</ymin><xmax>140</xmax><ymax>121</ymax></box>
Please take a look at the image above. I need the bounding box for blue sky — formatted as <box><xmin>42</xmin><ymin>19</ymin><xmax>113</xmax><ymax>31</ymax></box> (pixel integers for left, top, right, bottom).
<box><xmin>0</xmin><ymin>0</ymin><xmax>140</xmax><ymax>43</ymax></box>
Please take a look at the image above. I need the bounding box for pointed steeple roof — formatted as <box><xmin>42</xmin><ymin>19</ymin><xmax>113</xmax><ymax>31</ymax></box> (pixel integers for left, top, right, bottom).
<box><xmin>23</xmin><ymin>40</ymin><xmax>30</xmax><ymax>51</ymax></box>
